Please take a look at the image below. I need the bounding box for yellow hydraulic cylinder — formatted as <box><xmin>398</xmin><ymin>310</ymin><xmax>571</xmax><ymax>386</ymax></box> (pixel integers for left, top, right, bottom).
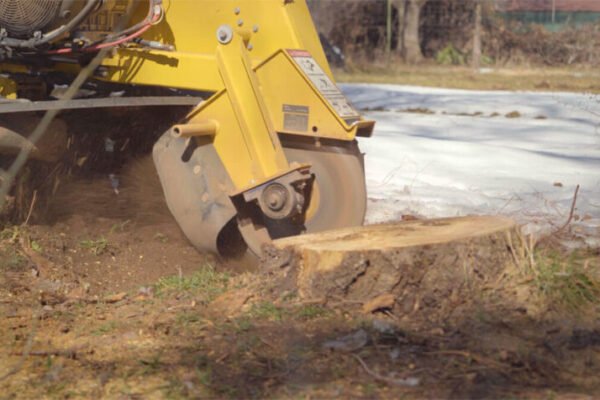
<box><xmin>170</xmin><ymin>120</ymin><xmax>219</xmax><ymax>138</ymax></box>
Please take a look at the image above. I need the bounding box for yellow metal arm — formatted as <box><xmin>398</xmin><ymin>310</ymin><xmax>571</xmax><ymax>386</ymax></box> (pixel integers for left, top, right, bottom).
<box><xmin>96</xmin><ymin>0</ymin><xmax>373</xmax><ymax>192</ymax></box>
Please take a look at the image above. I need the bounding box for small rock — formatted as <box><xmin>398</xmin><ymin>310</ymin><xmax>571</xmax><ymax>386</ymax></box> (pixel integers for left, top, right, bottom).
<box><xmin>323</xmin><ymin>329</ymin><xmax>369</xmax><ymax>352</ymax></box>
<box><xmin>393</xmin><ymin>377</ymin><xmax>420</xmax><ymax>387</ymax></box>
<box><xmin>389</xmin><ymin>348</ymin><xmax>402</xmax><ymax>360</ymax></box>
<box><xmin>372</xmin><ymin>319</ymin><xmax>395</xmax><ymax>334</ymax></box>
<box><xmin>138</xmin><ymin>286</ymin><xmax>154</xmax><ymax>297</ymax></box>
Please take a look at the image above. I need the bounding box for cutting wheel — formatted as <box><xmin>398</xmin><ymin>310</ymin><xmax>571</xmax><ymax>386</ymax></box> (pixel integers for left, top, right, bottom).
<box><xmin>238</xmin><ymin>138</ymin><xmax>367</xmax><ymax>256</ymax></box>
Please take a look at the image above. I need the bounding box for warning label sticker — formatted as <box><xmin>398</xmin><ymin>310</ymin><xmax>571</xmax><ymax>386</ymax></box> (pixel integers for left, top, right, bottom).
<box><xmin>283</xmin><ymin>104</ymin><xmax>309</xmax><ymax>132</ymax></box>
<box><xmin>288</xmin><ymin>50</ymin><xmax>360</xmax><ymax>119</ymax></box>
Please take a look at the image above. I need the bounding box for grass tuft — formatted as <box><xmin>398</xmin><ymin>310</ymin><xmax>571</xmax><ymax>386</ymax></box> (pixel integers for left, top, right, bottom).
<box><xmin>294</xmin><ymin>304</ymin><xmax>330</xmax><ymax>320</ymax></box>
<box><xmin>154</xmin><ymin>264</ymin><xmax>229</xmax><ymax>300</ymax></box>
<box><xmin>92</xmin><ymin>321</ymin><xmax>118</xmax><ymax>336</ymax></box>
<box><xmin>534</xmin><ymin>250</ymin><xmax>600</xmax><ymax>311</ymax></box>
<box><xmin>0</xmin><ymin>226</ymin><xmax>21</xmax><ymax>242</ymax></box>
<box><xmin>80</xmin><ymin>237</ymin><xmax>108</xmax><ymax>256</ymax></box>
<box><xmin>0</xmin><ymin>246</ymin><xmax>27</xmax><ymax>270</ymax></box>
<box><xmin>249</xmin><ymin>301</ymin><xmax>284</xmax><ymax>321</ymax></box>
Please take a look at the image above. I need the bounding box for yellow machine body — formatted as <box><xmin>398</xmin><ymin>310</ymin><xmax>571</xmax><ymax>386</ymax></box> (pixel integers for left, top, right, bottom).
<box><xmin>0</xmin><ymin>0</ymin><xmax>374</xmax><ymax>257</ymax></box>
<box><xmin>90</xmin><ymin>0</ymin><xmax>373</xmax><ymax>191</ymax></box>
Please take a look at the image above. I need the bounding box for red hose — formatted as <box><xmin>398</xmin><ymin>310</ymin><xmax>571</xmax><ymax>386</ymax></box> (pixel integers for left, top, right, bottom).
<box><xmin>84</xmin><ymin>23</ymin><xmax>153</xmax><ymax>52</ymax></box>
<box><xmin>46</xmin><ymin>13</ymin><xmax>159</xmax><ymax>55</ymax></box>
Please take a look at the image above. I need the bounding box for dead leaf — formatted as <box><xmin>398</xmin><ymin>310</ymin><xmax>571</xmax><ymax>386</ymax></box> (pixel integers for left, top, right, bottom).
<box><xmin>362</xmin><ymin>293</ymin><xmax>396</xmax><ymax>314</ymax></box>
<box><xmin>66</xmin><ymin>286</ymin><xmax>86</xmax><ymax>300</ymax></box>
<box><xmin>103</xmin><ymin>292</ymin><xmax>128</xmax><ymax>303</ymax></box>
<box><xmin>207</xmin><ymin>288</ymin><xmax>253</xmax><ymax>318</ymax></box>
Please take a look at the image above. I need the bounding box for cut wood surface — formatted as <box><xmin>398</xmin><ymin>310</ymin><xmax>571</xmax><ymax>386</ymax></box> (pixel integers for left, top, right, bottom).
<box><xmin>263</xmin><ymin>216</ymin><xmax>521</xmax><ymax>321</ymax></box>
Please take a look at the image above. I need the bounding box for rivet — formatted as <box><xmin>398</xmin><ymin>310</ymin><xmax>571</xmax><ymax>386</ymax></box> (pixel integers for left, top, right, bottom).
<box><xmin>234</xmin><ymin>7</ymin><xmax>240</xmax><ymax>14</ymax></box>
<box><xmin>237</xmin><ymin>18</ymin><xmax>244</xmax><ymax>26</ymax></box>
<box><xmin>252</xmin><ymin>24</ymin><xmax>259</xmax><ymax>33</ymax></box>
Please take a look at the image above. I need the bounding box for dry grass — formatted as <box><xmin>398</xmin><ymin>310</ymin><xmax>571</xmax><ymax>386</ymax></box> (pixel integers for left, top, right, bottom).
<box><xmin>334</xmin><ymin>63</ymin><xmax>600</xmax><ymax>93</ymax></box>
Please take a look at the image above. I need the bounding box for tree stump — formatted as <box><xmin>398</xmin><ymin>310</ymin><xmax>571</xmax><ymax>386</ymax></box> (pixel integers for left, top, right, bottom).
<box><xmin>262</xmin><ymin>216</ymin><xmax>522</xmax><ymax>321</ymax></box>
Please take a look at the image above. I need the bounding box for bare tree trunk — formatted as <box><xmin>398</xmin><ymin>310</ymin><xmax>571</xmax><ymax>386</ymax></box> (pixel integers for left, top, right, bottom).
<box><xmin>472</xmin><ymin>0</ymin><xmax>482</xmax><ymax>70</ymax></box>
<box><xmin>403</xmin><ymin>0</ymin><xmax>425</xmax><ymax>63</ymax></box>
<box><xmin>386</xmin><ymin>0</ymin><xmax>393</xmax><ymax>58</ymax></box>
<box><xmin>396</xmin><ymin>0</ymin><xmax>406</xmax><ymax>56</ymax></box>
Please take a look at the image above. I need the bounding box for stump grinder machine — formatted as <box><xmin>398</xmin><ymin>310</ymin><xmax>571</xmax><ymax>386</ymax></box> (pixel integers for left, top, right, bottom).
<box><xmin>0</xmin><ymin>0</ymin><xmax>374</xmax><ymax>259</ymax></box>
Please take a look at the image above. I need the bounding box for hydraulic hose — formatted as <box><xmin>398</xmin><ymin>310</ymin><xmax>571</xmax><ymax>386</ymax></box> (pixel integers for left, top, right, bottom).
<box><xmin>0</xmin><ymin>0</ymin><xmax>101</xmax><ymax>48</ymax></box>
<box><xmin>100</xmin><ymin>0</ymin><xmax>163</xmax><ymax>43</ymax></box>
<box><xmin>47</xmin><ymin>20</ymin><xmax>156</xmax><ymax>55</ymax></box>
<box><xmin>46</xmin><ymin>0</ymin><xmax>163</xmax><ymax>55</ymax></box>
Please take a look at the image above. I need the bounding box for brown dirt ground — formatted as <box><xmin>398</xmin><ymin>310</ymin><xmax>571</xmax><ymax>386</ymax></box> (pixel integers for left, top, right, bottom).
<box><xmin>1</xmin><ymin>157</ymin><xmax>600</xmax><ymax>399</ymax></box>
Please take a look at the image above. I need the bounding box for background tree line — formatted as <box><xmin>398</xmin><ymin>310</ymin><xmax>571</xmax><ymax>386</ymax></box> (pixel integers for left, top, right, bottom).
<box><xmin>307</xmin><ymin>0</ymin><xmax>600</xmax><ymax>67</ymax></box>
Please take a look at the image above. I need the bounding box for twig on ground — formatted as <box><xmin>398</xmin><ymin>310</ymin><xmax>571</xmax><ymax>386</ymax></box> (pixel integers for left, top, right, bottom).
<box><xmin>329</xmin><ymin>294</ymin><xmax>364</xmax><ymax>307</ymax></box>
<box><xmin>215</xmin><ymin>352</ymin><xmax>230</xmax><ymax>363</ymax></box>
<box><xmin>424</xmin><ymin>350</ymin><xmax>509</xmax><ymax>370</ymax></box>
<box><xmin>553</xmin><ymin>184</ymin><xmax>580</xmax><ymax>234</ymax></box>
<box><xmin>0</xmin><ymin>306</ymin><xmax>41</xmax><ymax>382</ymax></box>
<box><xmin>10</xmin><ymin>347</ymin><xmax>84</xmax><ymax>359</ymax></box>
<box><xmin>505</xmin><ymin>231</ymin><xmax>523</xmax><ymax>270</ymax></box>
<box><xmin>259</xmin><ymin>337</ymin><xmax>277</xmax><ymax>349</ymax></box>
<box><xmin>19</xmin><ymin>236</ymin><xmax>54</xmax><ymax>275</ymax></box>
<box><xmin>279</xmin><ymin>297</ymin><xmax>326</xmax><ymax>309</ymax></box>
<box><xmin>527</xmin><ymin>233</ymin><xmax>537</xmax><ymax>269</ymax></box>
<box><xmin>23</xmin><ymin>190</ymin><xmax>37</xmax><ymax>226</ymax></box>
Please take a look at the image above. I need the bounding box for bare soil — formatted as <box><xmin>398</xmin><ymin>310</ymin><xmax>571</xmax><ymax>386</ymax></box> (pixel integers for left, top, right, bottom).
<box><xmin>1</xmin><ymin>156</ymin><xmax>600</xmax><ymax>399</ymax></box>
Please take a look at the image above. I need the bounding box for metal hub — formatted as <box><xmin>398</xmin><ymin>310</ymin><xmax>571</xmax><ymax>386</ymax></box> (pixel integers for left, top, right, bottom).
<box><xmin>258</xmin><ymin>181</ymin><xmax>306</xmax><ymax>220</ymax></box>
<box><xmin>261</xmin><ymin>183</ymin><xmax>288</xmax><ymax>214</ymax></box>
<box><xmin>236</xmin><ymin>139</ymin><xmax>366</xmax><ymax>257</ymax></box>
